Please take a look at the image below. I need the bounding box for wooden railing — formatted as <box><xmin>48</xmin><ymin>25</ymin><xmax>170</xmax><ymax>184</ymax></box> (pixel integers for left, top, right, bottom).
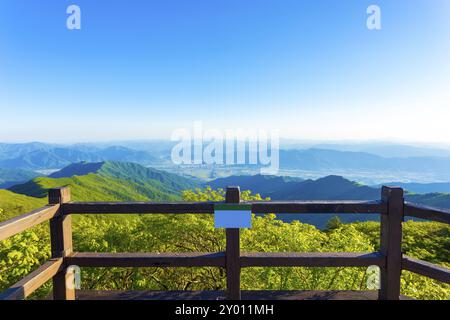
<box><xmin>0</xmin><ymin>186</ymin><xmax>449</xmax><ymax>300</ymax></box>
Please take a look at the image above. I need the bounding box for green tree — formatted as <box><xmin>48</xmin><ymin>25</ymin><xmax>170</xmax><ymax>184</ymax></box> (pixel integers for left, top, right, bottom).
<box><xmin>326</xmin><ymin>216</ymin><xmax>343</xmax><ymax>231</ymax></box>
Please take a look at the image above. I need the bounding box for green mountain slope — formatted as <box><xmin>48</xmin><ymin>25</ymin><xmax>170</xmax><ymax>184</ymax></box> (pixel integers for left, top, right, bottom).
<box><xmin>209</xmin><ymin>174</ymin><xmax>450</xmax><ymax>208</ymax></box>
<box><xmin>0</xmin><ymin>189</ymin><xmax>46</xmax><ymax>221</ymax></box>
<box><xmin>9</xmin><ymin>161</ymin><xmax>199</xmax><ymax>202</ymax></box>
<box><xmin>406</xmin><ymin>192</ymin><xmax>450</xmax><ymax>209</ymax></box>
<box><xmin>209</xmin><ymin>175</ymin><xmax>379</xmax><ymax>200</ymax></box>
<box><xmin>208</xmin><ymin>174</ymin><xmax>450</xmax><ymax>228</ymax></box>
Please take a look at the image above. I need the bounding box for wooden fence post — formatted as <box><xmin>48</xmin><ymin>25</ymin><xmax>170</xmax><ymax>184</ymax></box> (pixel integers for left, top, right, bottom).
<box><xmin>49</xmin><ymin>187</ymin><xmax>75</xmax><ymax>300</ymax></box>
<box><xmin>225</xmin><ymin>186</ymin><xmax>241</xmax><ymax>300</ymax></box>
<box><xmin>379</xmin><ymin>186</ymin><xmax>404</xmax><ymax>300</ymax></box>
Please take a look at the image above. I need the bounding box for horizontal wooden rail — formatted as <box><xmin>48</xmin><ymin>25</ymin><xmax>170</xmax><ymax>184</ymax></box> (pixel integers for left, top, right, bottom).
<box><xmin>66</xmin><ymin>252</ymin><xmax>226</xmax><ymax>267</ymax></box>
<box><xmin>251</xmin><ymin>201</ymin><xmax>383</xmax><ymax>214</ymax></box>
<box><xmin>62</xmin><ymin>200</ymin><xmax>383</xmax><ymax>215</ymax></box>
<box><xmin>64</xmin><ymin>252</ymin><xmax>385</xmax><ymax>268</ymax></box>
<box><xmin>0</xmin><ymin>204</ymin><xmax>60</xmax><ymax>241</ymax></box>
<box><xmin>404</xmin><ymin>203</ymin><xmax>450</xmax><ymax>225</ymax></box>
<box><xmin>63</xmin><ymin>202</ymin><xmax>215</xmax><ymax>214</ymax></box>
<box><xmin>240</xmin><ymin>252</ymin><xmax>385</xmax><ymax>268</ymax></box>
<box><xmin>402</xmin><ymin>256</ymin><xmax>450</xmax><ymax>284</ymax></box>
<box><xmin>0</xmin><ymin>258</ymin><xmax>63</xmax><ymax>300</ymax></box>
<box><xmin>2</xmin><ymin>186</ymin><xmax>450</xmax><ymax>301</ymax></box>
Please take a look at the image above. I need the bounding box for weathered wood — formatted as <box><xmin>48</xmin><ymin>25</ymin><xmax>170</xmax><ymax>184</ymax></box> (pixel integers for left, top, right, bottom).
<box><xmin>225</xmin><ymin>187</ymin><xmax>241</xmax><ymax>300</ymax></box>
<box><xmin>5</xmin><ymin>184</ymin><xmax>450</xmax><ymax>301</ymax></box>
<box><xmin>74</xmin><ymin>290</ymin><xmax>414</xmax><ymax>301</ymax></box>
<box><xmin>404</xmin><ymin>202</ymin><xmax>450</xmax><ymax>225</ymax></box>
<box><xmin>379</xmin><ymin>187</ymin><xmax>404</xmax><ymax>300</ymax></box>
<box><xmin>49</xmin><ymin>187</ymin><xmax>74</xmax><ymax>300</ymax></box>
<box><xmin>63</xmin><ymin>252</ymin><xmax>386</xmax><ymax>268</ymax></box>
<box><xmin>63</xmin><ymin>202</ymin><xmax>215</xmax><ymax>214</ymax></box>
<box><xmin>63</xmin><ymin>201</ymin><xmax>382</xmax><ymax>215</ymax></box>
<box><xmin>402</xmin><ymin>256</ymin><xmax>450</xmax><ymax>284</ymax></box>
<box><xmin>250</xmin><ymin>200</ymin><xmax>383</xmax><ymax>214</ymax></box>
<box><xmin>0</xmin><ymin>258</ymin><xmax>63</xmax><ymax>300</ymax></box>
<box><xmin>49</xmin><ymin>189</ymin><xmax>73</xmax><ymax>258</ymax></box>
<box><xmin>241</xmin><ymin>252</ymin><xmax>385</xmax><ymax>267</ymax></box>
<box><xmin>66</xmin><ymin>252</ymin><xmax>225</xmax><ymax>267</ymax></box>
<box><xmin>49</xmin><ymin>187</ymin><xmax>71</xmax><ymax>205</ymax></box>
<box><xmin>0</xmin><ymin>204</ymin><xmax>60</xmax><ymax>241</ymax></box>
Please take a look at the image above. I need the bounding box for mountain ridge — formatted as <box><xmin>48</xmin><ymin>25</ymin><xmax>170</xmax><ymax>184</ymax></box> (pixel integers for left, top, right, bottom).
<box><xmin>9</xmin><ymin>161</ymin><xmax>199</xmax><ymax>201</ymax></box>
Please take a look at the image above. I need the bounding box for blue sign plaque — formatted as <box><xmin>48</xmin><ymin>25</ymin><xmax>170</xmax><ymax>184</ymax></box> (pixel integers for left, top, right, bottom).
<box><xmin>214</xmin><ymin>204</ymin><xmax>252</xmax><ymax>228</ymax></box>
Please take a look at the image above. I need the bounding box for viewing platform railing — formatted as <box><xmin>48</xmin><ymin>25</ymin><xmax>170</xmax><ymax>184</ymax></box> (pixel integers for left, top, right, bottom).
<box><xmin>0</xmin><ymin>186</ymin><xmax>449</xmax><ymax>300</ymax></box>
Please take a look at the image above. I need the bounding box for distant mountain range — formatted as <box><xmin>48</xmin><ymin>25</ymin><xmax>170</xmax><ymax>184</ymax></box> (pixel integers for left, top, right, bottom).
<box><xmin>280</xmin><ymin>141</ymin><xmax>450</xmax><ymax>158</ymax></box>
<box><xmin>208</xmin><ymin>175</ymin><xmax>378</xmax><ymax>200</ymax></box>
<box><xmin>208</xmin><ymin>174</ymin><xmax>450</xmax><ymax>228</ymax></box>
<box><xmin>0</xmin><ymin>168</ymin><xmax>39</xmax><ymax>188</ymax></box>
<box><xmin>3</xmin><ymin>159</ymin><xmax>450</xmax><ymax>229</ymax></box>
<box><xmin>209</xmin><ymin>174</ymin><xmax>381</xmax><ymax>201</ymax></box>
<box><xmin>0</xmin><ymin>142</ymin><xmax>163</xmax><ymax>170</ymax></box>
<box><xmin>208</xmin><ymin>174</ymin><xmax>450</xmax><ymax>205</ymax></box>
<box><xmin>2</xmin><ymin>143</ymin><xmax>450</xmax><ymax>180</ymax></box>
<box><xmin>372</xmin><ymin>182</ymin><xmax>450</xmax><ymax>194</ymax></box>
<box><xmin>2</xmin><ymin>140</ymin><xmax>450</xmax><ymax>189</ymax></box>
<box><xmin>279</xmin><ymin>148</ymin><xmax>450</xmax><ymax>173</ymax></box>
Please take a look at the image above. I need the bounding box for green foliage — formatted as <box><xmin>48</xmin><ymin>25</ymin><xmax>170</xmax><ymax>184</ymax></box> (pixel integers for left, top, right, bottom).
<box><xmin>326</xmin><ymin>216</ymin><xmax>343</xmax><ymax>230</ymax></box>
<box><xmin>0</xmin><ymin>207</ymin><xmax>51</xmax><ymax>298</ymax></box>
<box><xmin>0</xmin><ymin>187</ymin><xmax>449</xmax><ymax>300</ymax></box>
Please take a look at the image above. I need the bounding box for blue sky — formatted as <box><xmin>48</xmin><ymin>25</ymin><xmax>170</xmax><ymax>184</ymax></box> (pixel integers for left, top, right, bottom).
<box><xmin>0</xmin><ymin>0</ymin><xmax>449</xmax><ymax>143</ymax></box>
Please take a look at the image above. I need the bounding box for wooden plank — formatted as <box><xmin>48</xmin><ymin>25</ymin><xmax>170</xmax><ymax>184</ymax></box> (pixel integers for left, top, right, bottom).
<box><xmin>63</xmin><ymin>202</ymin><xmax>215</xmax><ymax>214</ymax></box>
<box><xmin>74</xmin><ymin>290</ymin><xmax>414</xmax><ymax>301</ymax></box>
<box><xmin>379</xmin><ymin>187</ymin><xmax>404</xmax><ymax>300</ymax></box>
<box><xmin>251</xmin><ymin>201</ymin><xmax>383</xmax><ymax>214</ymax></box>
<box><xmin>48</xmin><ymin>187</ymin><xmax>71</xmax><ymax>205</ymax></box>
<box><xmin>0</xmin><ymin>258</ymin><xmax>63</xmax><ymax>300</ymax></box>
<box><xmin>402</xmin><ymin>256</ymin><xmax>450</xmax><ymax>284</ymax></box>
<box><xmin>225</xmin><ymin>187</ymin><xmax>241</xmax><ymax>300</ymax></box>
<box><xmin>0</xmin><ymin>204</ymin><xmax>60</xmax><ymax>241</ymax></box>
<box><xmin>63</xmin><ymin>201</ymin><xmax>382</xmax><ymax>215</ymax></box>
<box><xmin>65</xmin><ymin>252</ymin><xmax>225</xmax><ymax>267</ymax></box>
<box><xmin>241</xmin><ymin>252</ymin><xmax>385</xmax><ymax>267</ymax></box>
<box><xmin>404</xmin><ymin>202</ymin><xmax>450</xmax><ymax>225</ymax></box>
<box><xmin>49</xmin><ymin>187</ymin><xmax>75</xmax><ymax>300</ymax></box>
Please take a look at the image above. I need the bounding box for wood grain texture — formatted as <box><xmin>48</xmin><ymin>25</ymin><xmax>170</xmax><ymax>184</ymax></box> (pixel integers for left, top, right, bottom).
<box><xmin>379</xmin><ymin>187</ymin><xmax>403</xmax><ymax>300</ymax></box>
<box><xmin>251</xmin><ymin>200</ymin><xmax>383</xmax><ymax>214</ymax></box>
<box><xmin>0</xmin><ymin>204</ymin><xmax>60</xmax><ymax>241</ymax></box>
<box><xmin>49</xmin><ymin>187</ymin><xmax>74</xmax><ymax>300</ymax></box>
<box><xmin>241</xmin><ymin>252</ymin><xmax>385</xmax><ymax>267</ymax></box>
<box><xmin>225</xmin><ymin>187</ymin><xmax>241</xmax><ymax>300</ymax></box>
<box><xmin>0</xmin><ymin>258</ymin><xmax>63</xmax><ymax>300</ymax></box>
<box><xmin>404</xmin><ymin>202</ymin><xmax>450</xmax><ymax>225</ymax></box>
<box><xmin>66</xmin><ymin>252</ymin><xmax>226</xmax><ymax>267</ymax></box>
<box><xmin>63</xmin><ymin>202</ymin><xmax>215</xmax><ymax>214</ymax></box>
<box><xmin>73</xmin><ymin>290</ymin><xmax>414</xmax><ymax>300</ymax></box>
<box><xmin>63</xmin><ymin>201</ymin><xmax>382</xmax><ymax>215</ymax></box>
<box><xmin>402</xmin><ymin>256</ymin><xmax>450</xmax><ymax>284</ymax></box>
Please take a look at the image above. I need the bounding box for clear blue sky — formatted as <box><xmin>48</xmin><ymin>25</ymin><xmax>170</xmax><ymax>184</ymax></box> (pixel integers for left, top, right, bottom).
<box><xmin>0</xmin><ymin>0</ymin><xmax>449</xmax><ymax>143</ymax></box>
